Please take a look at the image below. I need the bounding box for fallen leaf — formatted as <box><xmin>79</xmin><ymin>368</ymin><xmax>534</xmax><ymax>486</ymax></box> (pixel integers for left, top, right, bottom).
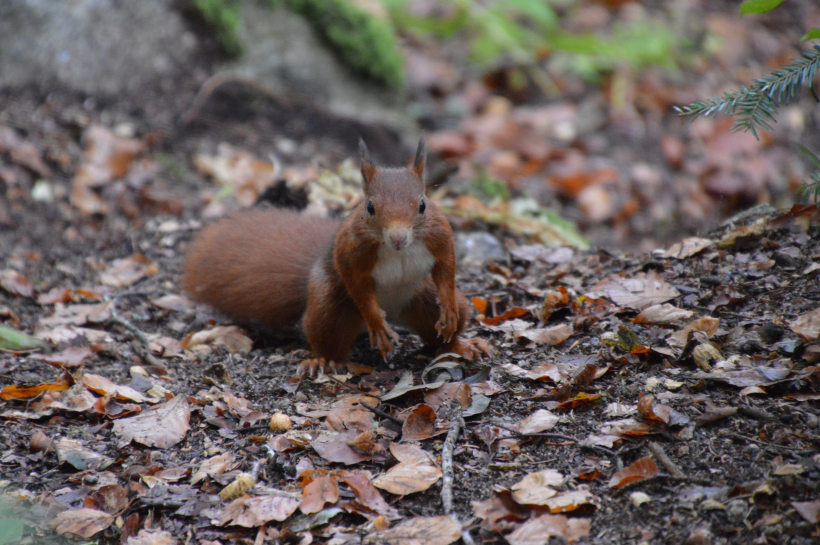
<box><xmin>608</xmin><ymin>456</ymin><xmax>659</xmax><ymax>488</ymax></box>
<box><xmin>71</xmin><ymin>125</ymin><xmax>147</xmax><ymax>216</ymax></box>
<box><xmin>100</xmin><ymin>254</ymin><xmax>158</xmax><ymax>288</ymax></box>
<box><xmin>633</xmin><ymin>304</ymin><xmax>694</xmax><ymax>324</ymax></box>
<box><xmin>0</xmin><ymin>325</ymin><xmax>49</xmax><ymax>351</ymax></box>
<box><xmin>517</xmin><ymin>409</ymin><xmax>559</xmax><ymax>435</ymax></box>
<box><xmin>52</xmin><ymin>508</ymin><xmax>114</xmax><ymax>538</ymax></box>
<box><xmin>312</xmin><ymin>430</ymin><xmax>374</xmax><ymax>465</ymax></box>
<box><xmin>298</xmin><ymin>470</ymin><xmax>339</xmax><ymax>514</ymax></box>
<box><xmin>364</xmin><ymin>516</ymin><xmax>462</xmax><ymax>545</ymax></box>
<box><xmin>506</xmin><ymin>514</ymin><xmax>590</xmax><ymax>544</ymax></box>
<box><xmin>82</xmin><ymin>373</ymin><xmax>147</xmax><ymax>402</ymax></box>
<box><xmin>655</xmin><ymin>237</ymin><xmax>712</xmax><ymax>259</ymax></box>
<box><xmin>192</xmin><ymin>453</ymin><xmax>235</xmax><ymax>485</ymax></box>
<box><xmin>0</xmin><ymin>377</ymin><xmax>71</xmax><ymax>400</ymax></box>
<box><xmin>29</xmin><ymin>347</ymin><xmax>91</xmax><ymax>368</ymax></box>
<box><xmin>792</xmin><ymin>500</ymin><xmax>820</xmax><ymax>523</ymax></box>
<box><xmin>789</xmin><ymin>308</ymin><xmax>820</xmax><ymax>342</ymax></box>
<box><xmin>480</xmin><ymin>306</ymin><xmax>530</xmax><ymax>326</ymax></box>
<box><xmin>37</xmin><ymin>301</ymin><xmax>113</xmax><ymax>328</ymax></box>
<box><xmin>501</xmin><ymin>362</ymin><xmax>562</xmax><ymax>383</ymax></box>
<box><xmin>544</xmin><ymin>489</ymin><xmax>595</xmax><ymax>513</ymax></box>
<box><xmin>402</xmin><ymin>404</ymin><xmax>441</xmax><ymax>441</ymax></box>
<box><xmin>219</xmin><ymin>494</ymin><xmax>301</xmax><ymax>526</ymax></box>
<box><xmin>181</xmin><ymin>325</ymin><xmax>253</xmax><ymax>354</ymax></box>
<box><xmin>193</xmin><ymin>144</ymin><xmax>277</xmax><ymax>207</ymax></box>
<box><xmin>0</xmin><ymin>269</ymin><xmax>34</xmax><ymax>297</ymax></box>
<box><xmin>554</xmin><ymin>392</ymin><xmax>602</xmax><ymax>412</ymax></box>
<box><xmin>667</xmin><ymin>316</ymin><xmax>720</xmax><ymax>348</ymax></box>
<box><xmin>586</xmin><ymin>272</ymin><xmax>679</xmax><ymax>311</ymax></box>
<box><xmin>515</xmin><ymin>323</ymin><xmax>574</xmax><ymax>346</ymax></box>
<box><xmin>342</xmin><ymin>472</ymin><xmax>395</xmax><ymax>515</ymax></box>
<box><xmin>510</xmin><ymin>469</ymin><xmax>563</xmax><ymax>505</ymax></box>
<box><xmin>715</xmin><ymin>217</ymin><xmax>766</xmax><ymax>249</ymax></box>
<box><xmin>112</xmin><ymin>395</ymin><xmax>191</xmax><ymax>448</ymax></box>
<box><xmin>122</xmin><ymin>529</ymin><xmax>176</xmax><ymax>545</ymax></box>
<box><xmin>373</xmin><ymin>444</ymin><xmax>442</xmax><ymax>495</ymax></box>
<box><xmin>55</xmin><ymin>438</ymin><xmax>114</xmax><ymax>470</ymax></box>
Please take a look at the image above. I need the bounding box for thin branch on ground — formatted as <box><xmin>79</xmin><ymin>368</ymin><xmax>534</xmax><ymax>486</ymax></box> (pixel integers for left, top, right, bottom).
<box><xmin>648</xmin><ymin>442</ymin><xmax>683</xmax><ymax>478</ymax></box>
<box><xmin>441</xmin><ymin>404</ymin><xmax>475</xmax><ymax>545</ymax></box>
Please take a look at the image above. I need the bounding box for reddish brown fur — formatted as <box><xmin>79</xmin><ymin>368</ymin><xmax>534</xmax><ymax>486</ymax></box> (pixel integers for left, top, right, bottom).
<box><xmin>183</xmin><ymin>208</ymin><xmax>339</xmax><ymax>334</ymax></box>
<box><xmin>183</xmin><ymin>140</ymin><xmax>489</xmax><ymax>370</ymax></box>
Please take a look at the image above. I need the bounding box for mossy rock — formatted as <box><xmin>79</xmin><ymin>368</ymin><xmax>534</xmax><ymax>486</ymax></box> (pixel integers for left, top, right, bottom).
<box><xmin>282</xmin><ymin>0</ymin><xmax>404</xmax><ymax>89</ymax></box>
<box><xmin>194</xmin><ymin>0</ymin><xmax>243</xmax><ymax>56</ymax></box>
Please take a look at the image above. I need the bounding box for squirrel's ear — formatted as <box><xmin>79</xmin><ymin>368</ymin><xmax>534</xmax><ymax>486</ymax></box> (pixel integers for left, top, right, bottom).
<box><xmin>359</xmin><ymin>137</ymin><xmax>377</xmax><ymax>187</ymax></box>
<box><xmin>410</xmin><ymin>137</ymin><xmax>426</xmax><ymax>181</ymax></box>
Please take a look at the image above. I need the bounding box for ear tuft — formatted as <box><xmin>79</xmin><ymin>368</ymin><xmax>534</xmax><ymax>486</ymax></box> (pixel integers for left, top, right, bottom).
<box><xmin>411</xmin><ymin>137</ymin><xmax>426</xmax><ymax>180</ymax></box>
<box><xmin>359</xmin><ymin>137</ymin><xmax>377</xmax><ymax>186</ymax></box>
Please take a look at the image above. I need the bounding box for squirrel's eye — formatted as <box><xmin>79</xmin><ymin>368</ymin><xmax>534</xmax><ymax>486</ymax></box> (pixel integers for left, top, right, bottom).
<box><xmin>419</xmin><ymin>200</ymin><xmax>426</xmax><ymax>214</ymax></box>
<box><xmin>367</xmin><ymin>200</ymin><xmax>376</xmax><ymax>215</ymax></box>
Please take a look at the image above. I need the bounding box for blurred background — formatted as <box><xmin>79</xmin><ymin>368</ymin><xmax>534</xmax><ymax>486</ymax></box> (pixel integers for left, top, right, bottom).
<box><xmin>2</xmin><ymin>0</ymin><xmax>820</xmax><ymax>254</ymax></box>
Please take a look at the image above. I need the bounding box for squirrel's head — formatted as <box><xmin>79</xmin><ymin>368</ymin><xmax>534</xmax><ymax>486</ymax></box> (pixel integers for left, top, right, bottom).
<box><xmin>359</xmin><ymin>138</ymin><xmax>428</xmax><ymax>251</ymax></box>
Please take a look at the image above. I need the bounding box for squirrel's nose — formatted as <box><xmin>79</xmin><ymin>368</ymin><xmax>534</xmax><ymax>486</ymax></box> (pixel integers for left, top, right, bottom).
<box><xmin>390</xmin><ymin>233</ymin><xmax>407</xmax><ymax>250</ymax></box>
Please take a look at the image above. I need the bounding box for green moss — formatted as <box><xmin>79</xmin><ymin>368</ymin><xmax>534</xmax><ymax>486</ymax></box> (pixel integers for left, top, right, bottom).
<box><xmin>194</xmin><ymin>0</ymin><xmax>243</xmax><ymax>56</ymax></box>
<box><xmin>283</xmin><ymin>0</ymin><xmax>405</xmax><ymax>89</ymax></box>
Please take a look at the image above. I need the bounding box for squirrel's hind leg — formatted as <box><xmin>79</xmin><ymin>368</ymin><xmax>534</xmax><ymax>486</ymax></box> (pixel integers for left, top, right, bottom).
<box><xmin>301</xmin><ymin>271</ymin><xmax>364</xmax><ymax>375</ymax></box>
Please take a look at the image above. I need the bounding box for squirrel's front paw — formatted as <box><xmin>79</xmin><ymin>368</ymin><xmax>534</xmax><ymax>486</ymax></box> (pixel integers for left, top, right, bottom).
<box><xmin>435</xmin><ymin>305</ymin><xmax>459</xmax><ymax>342</ymax></box>
<box><xmin>297</xmin><ymin>358</ymin><xmax>347</xmax><ymax>377</ymax></box>
<box><xmin>369</xmin><ymin>323</ymin><xmax>400</xmax><ymax>359</ymax></box>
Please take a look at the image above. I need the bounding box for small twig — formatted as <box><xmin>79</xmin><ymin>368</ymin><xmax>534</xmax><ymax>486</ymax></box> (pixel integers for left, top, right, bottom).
<box><xmin>724</xmin><ymin>431</ymin><xmax>815</xmax><ymax>453</ymax></box>
<box><xmin>737</xmin><ymin>406</ymin><xmax>776</xmax><ymax>422</ymax></box>
<box><xmin>359</xmin><ymin>401</ymin><xmax>403</xmax><ymax>426</ymax></box>
<box><xmin>108</xmin><ymin>291</ymin><xmax>163</xmax><ymax>367</ymax></box>
<box><xmin>648</xmin><ymin>442</ymin><xmax>684</xmax><ymax>478</ymax></box>
<box><xmin>613</xmin><ymin>473</ymin><xmax>717</xmax><ymax>493</ymax></box>
<box><xmin>441</xmin><ymin>405</ymin><xmax>475</xmax><ymax>545</ymax></box>
<box><xmin>180</xmin><ymin>73</ymin><xmax>286</xmax><ymax>126</ymax></box>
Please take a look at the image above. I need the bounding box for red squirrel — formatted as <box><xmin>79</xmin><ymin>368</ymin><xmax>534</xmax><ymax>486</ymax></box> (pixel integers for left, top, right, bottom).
<box><xmin>183</xmin><ymin>139</ymin><xmax>490</xmax><ymax>374</ymax></box>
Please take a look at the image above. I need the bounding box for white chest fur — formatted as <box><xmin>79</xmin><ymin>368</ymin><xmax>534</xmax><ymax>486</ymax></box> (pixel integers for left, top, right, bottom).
<box><xmin>372</xmin><ymin>240</ymin><xmax>435</xmax><ymax>323</ymax></box>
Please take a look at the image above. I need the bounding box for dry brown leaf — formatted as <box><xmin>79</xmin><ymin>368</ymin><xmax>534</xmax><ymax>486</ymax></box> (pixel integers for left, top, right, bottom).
<box><xmin>510</xmin><ymin>469</ymin><xmax>563</xmax><ymax>505</ymax></box>
<box><xmin>342</xmin><ymin>472</ymin><xmax>395</xmax><ymax>515</ymax></box>
<box><xmin>0</xmin><ymin>269</ymin><xmax>34</xmax><ymax>297</ymax></box>
<box><xmin>312</xmin><ymin>430</ymin><xmax>375</xmax><ymax>465</ymax></box>
<box><xmin>364</xmin><ymin>516</ymin><xmax>462</xmax><ymax>545</ymax></box>
<box><xmin>373</xmin><ymin>444</ymin><xmax>442</xmax><ymax>495</ymax></box>
<box><xmin>655</xmin><ymin>237</ymin><xmax>712</xmax><ymax>259</ymax></box>
<box><xmin>123</xmin><ymin>529</ymin><xmax>176</xmax><ymax>545</ymax></box>
<box><xmin>789</xmin><ymin>308</ymin><xmax>820</xmax><ymax>342</ymax></box>
<box><xmin>586</xmin><ymin>272</ymin><xmax>679</xmax><ymax>311</ymax></box>
<box><xmin>515</xmin><ymin>323</ymin><xmax>573</xmax><ymax>346</ymax></box>
<box><xmin>219</xmin><ymin>494</ymin><xmax>301</xmax><ymax>527</ymax></box>
<box><xmin>323</xmin><ymin>395</ymin><xmax>380</xmax><ymax>433</ymax></box>
<box><xmin>544</xmin><ymin>489</ymin><xmax>595</xmax><ymax>513</ymax></box>
<box><xmin>608</xmin><ymin>456</ymin><xmax>659</xmax><ymax>488</ymax></box>
<box><xmin>667</xmin><ymin>316</ymin><xmax>720</xmax><ymax>348</ymax></box>
<box><xmin>151</xmin><ymin>294</ymin><xmax>194</xmax><ymax>312</ymax></box>
<box><xmin>181</xmin><ymin>325</ymin><xmax>253</xmax><ymax>354</ymax></box>
<box><xmin>402</xmin><ymin>404</ymin><xmax>440</xmax><ymax>441</ymax></box>
<box><xmin>0</xmin><ymin>377</ymin><xmax>71</xmax><ymax>400</ymax></box>
<box><xmin>55</xmin><ymin>438</ymin><xmax>114</xmax><ymax>470</ymax></box>
<box><xmin>193</xmin><ymin>144</ymin><xmax>277</xmax><ymax>207</ymax></box>
<box><xmin>71</xmin><ymin>125</ymin><xmax>147</xmax><ymax>216</ymax></box>
<box><xmin>30</xmin><ymin>347</ymin><xmax>92</xmax><ymax>368</ymax></box>
<box><xmin>424</xmin><ymin>383</ymin><xmax>471</xmax><ymax>410</ymax></box>
<box><xmin>192</xmin><ymin>453</ymin><xmax>235</xmax><ymax>484</ymax></box>
<box><xmin>82</xmin><ymin>373</ymin><xmax>147</xmax><ymax>402</ymax></box>
<box><xmin>37</xmin><ymin>301</ymin><xmax>113</xmax><ymax>329</ymax></box>
<box><xmin>480</xmin><ymin>306</ymin><xmax>530</xmax><ymax>326</ymax></box>
<box><xmin>112</xmin><ymin>395</ymin><xmax>190</xmax><ymax>448</ymax></box>
<box><xmin>517</xmin><ymin>409</ymin><xmax>559</xmax><ymax>435</ymax></box>
<box><xmin>792</xmin><ymin>500</ymin><xmax>820</xmax><ymax>523</ymax></box>
<box><xmin>52</xmin><ymin>508</ymin><xmax>114</xmax><ymax>539</ymax></box>
<box><xmin>506</xmin><ymin>514</ymin><xmax>591</xmax><ymax>544</ymax></box>
<box><xmin>298</xmin><ymin>470</ymin><xmax>339</xmax><ymax>514</ymax></box>
<box><xmin>501</xmin><ymin>362</ymin><xmax>562</xmax><ymax>383</ymax></box>
<box><xmin>715</xmin><ymin>217</ymin><xmax>766</xmax><ymax>249</ymax></box>
<box><xmin>633</xmin><ymin>304</ymin><xmax>694</xmax><ymax>324</ymax></box>
<box><xmin>100</xmin><ymin>254</ymin><xmax>158</xmax><ymax>288</ymax></box>
<box><xmin>536</xmin><ymin>287</ymin><xmax>570</xmax><ymax>321</ymax></box>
